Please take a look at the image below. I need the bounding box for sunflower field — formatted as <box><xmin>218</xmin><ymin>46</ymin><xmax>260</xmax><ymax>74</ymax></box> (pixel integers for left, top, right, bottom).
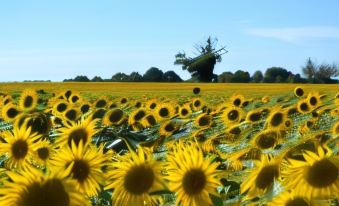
<box><xmin>0</xmin><ymin>84</ymin><xmax>338</xmax><ymax>206</ymax></box>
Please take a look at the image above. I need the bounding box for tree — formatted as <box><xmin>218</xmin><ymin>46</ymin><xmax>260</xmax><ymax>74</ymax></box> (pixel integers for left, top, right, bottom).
<box><xmin>143</xmin><ymin>67</ymin><xmax>164</xmax><ymax>82</ymax></box>
<box><xmin>301</xmin><ymin>58</ymin><xmax>339</xmax><ymax>83</ymax></box>
<box><xmin>111</xmin><ymin>72</ymin><xmax>129</xmax><ymax>82</ymax></box>
<box><xmin>302</xmin><ymin>58</ymin><xmax>317</xmax><ymax>82</ymax></box>
<box><xmin>174</xmin><ymin>36</ymin><xmax>227</xmax><ymax>82</ymax></box>
<box><xmin>264</xmin><ymin>67</ymin><xmax>289</xmax><ymax>83</ymax></box>
<box><xmin>163</xmin><ymin>71</ymin><xmax>183</xmax><ymax>82</ymax></box>
<box><xmin>129</xmin><ymin>72</ymin><xmax>143</xmax><ymax>82</ymax></box>
<box><xmin>218</xmin><ymin>72</ymin><xmax>233</xmax><ymax>83</ymax></box>
<box><xmin>316</xmin><ymin>63</ymin><xmax>339</xmax><ymax>83</ymax></box>
<box><xmin>91</xmin><ymin>76</ymin><xmax>103</xmax><ymax>82</ymax></box>
<box><xmin>232</xmin><ymin>70</ymin><xmax>250</xmax><ymax>83</ymax></box>
<box><xmin>73</xmin><ymin>75</ymin><xmax>90</xmax><ymax>82</ymax></box>
<box><xmin>251</xmin><ymin>70</ymin><xmax>263</xmax><ymax>83</ymax></box>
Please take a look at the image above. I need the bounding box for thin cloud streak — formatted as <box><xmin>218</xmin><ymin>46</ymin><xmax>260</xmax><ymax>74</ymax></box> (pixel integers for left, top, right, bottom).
<box><xmin>247</xmin><ymin>26</ymin><xmax>339</xmax><ymax>42</ymax></box>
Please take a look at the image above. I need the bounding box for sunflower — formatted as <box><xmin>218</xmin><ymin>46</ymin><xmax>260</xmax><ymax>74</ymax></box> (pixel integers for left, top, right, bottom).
<box><xmin>1</xmin><ymin>95</ymin><xmax>12</xmax><ymax>106</ymax></box>
<box><xmin>155</xmin><ymin>103</ymin><xmax>175</xmax><ymax>121</ymax></box>
<box><xmin>0</xmin><ymin>125</ymin><xmax>41</xmax><ymax>169</ymax></box>
<box><xmin>191</xmin><ymin>87</ymin><xmax>200</xmax><ymax>95</ymax></box>
<box><xmin>297</xmin><ymin>99</ymin><xmax>312</xmax><ymax>114</ymax></box>
<box><xmin>192</xmin><ymin>98</ymin><xmax>205</xmax><ymax>111</ymax></box>
<box><xmin>93</xmin><ymin>97</ymin><xmax>109</xmax><ymax>108</ymax></box>
<box><xmin>166</xmin><ymin>142</ymin><xmax>221</xmax><ymax>206</ymax></box>
<box><xmin>103</xmin><ymin>108</ymin><xmax>126</xmax><ymax>126</ymax></box>
<box><xmin>195</xmin><ymin>113</ymin><xmax>213</xmax><ymax>128</ymax></box>
<box><xmin>119</xmin><ymin>97</ymin><xmax>129</xmax><ymax>107</ymax></box>
<box><xmin>141</xmin><ymin>114</ymin><xmax>158</xmax><ymax>128</ymax></box>
<box><xmin>90</xmin><ymin>108</ymin><xmax>106</xmax><ymax>120</ymax></box>
<box><xmin>230</xmin><ymin>94</ymin><xmax>245</xmax><ymax>107</ymax></box>
<box><xmin>32</xmin><ymin>139</ymin><xmax>55</xmax><ymax>167</ymax></box>
<box><xmin>50</xmin><ymin>141</ymin><xmax>106</xmax><ymax>197</ymax></box>
<box><xmin>266</xmin><ymin>108</ymin><xmax>286</xmax><ymax>129</ymax></box>
<box><xmin>105</xmin><ymin>147</ymin><xmax>165</xmax><ymax>206</ymax></box>
<box><xmin>178</xmin><ymin>104</ymin><xmax>192</xmax><ymax>119</ymax></box>
<box><xmin>68</xmin><ymin>92</ymin><xmax>82</xmax><ymax>104</ymax></box>
<box><xmin>63</xmin><ymin>107</ymin><xmax>81</xmax><ymax>122</ymax></box>
<box><xmin>306</xmin><ymin>92</ymin><xmax>322</xmax><ymax>109</ymax></box>
<box><xmin>159</xmin><ymin>120</ymin><xmax>180</xmax><ymax>137</ymax></box>
<box><xmin>241</xmin><ymin>155</ymin><xmax>280</xmax><ymax>200</ymax></box>
<box><xmin>146</xmin><ymin>99</ymin><xmax>158</xmax><ymax>110</ymax></box>
<box><xmin>16</xmin><ymin>112</ymin><xmax>51</xmax><ymax>137</ymax></box>
<box><xmin>55</xmin><ymin>117</ymin><xmax>99</xmax><ymax>148</ymax></box>
<box><xmin>252</xmin><ymin>129</ymin><xmax>280</xmax><ymax>150</ymax></box>
<box><xmin>80</xmin><ymin>102</ymin><xmax>91</xmax><ymax>114</ymax></box>
<box><xmin>1</xmin><ymin>103</ymin><xmax>21</xmax><ymax>122</ymax></box>
<box><xmin>282</xmin><ymin>147</ymin><xmax>339</xmax><ymax>199</ymax></box>
<box><xmin>245</xmin><ymin>108</ymin><xmax>263</xmax><ymax>123</ymax></box>
<box><xmin>294</xmin><ymin>87</ymin><xmax>304</xmax><ymax>97</ymax></box>
<box><xmin>128</xmin><ymin>108</ymin><xmax>147</xmax><ymax>126</ymax></box>
<box><xmin>267</xmin><ymin>190</ymin><xmax>328</xmax><ymax>206</ymax></box>
<box><xmin>63</xmin><ymin>90</ymin><xmax>73</xmax><ymax>100</ymax></box>
<box><xmin>18</xmin><ymin>89</ymin><xmax>38</xmax><ymax>111</ymax></box>
<box><xmin>0</xmin><ymin>167</ymin><xmax>89</xmax><ymax>206</ymax></box>
<box><xmin>221</xmin><ymin>106</ymin><xmax>243</xmax><ymax>126</ymax></box>
<box><xmin>52</xmin><ymin>100</ymin><xmax>69</xmax><ymax>115</ymax></box>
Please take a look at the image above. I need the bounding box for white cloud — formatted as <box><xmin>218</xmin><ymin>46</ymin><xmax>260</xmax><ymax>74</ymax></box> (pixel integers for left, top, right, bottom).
<box><xmin>247</xmin><ymin>26</ymin><xmax>339</xmax><ymax>42</ymax></box>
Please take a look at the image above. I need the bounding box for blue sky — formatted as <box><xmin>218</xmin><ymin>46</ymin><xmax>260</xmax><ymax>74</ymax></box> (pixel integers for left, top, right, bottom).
<box><xmin>1</xmin><ymin>0</ymin><xmax>339</xmax><ymax>81</ymax></box>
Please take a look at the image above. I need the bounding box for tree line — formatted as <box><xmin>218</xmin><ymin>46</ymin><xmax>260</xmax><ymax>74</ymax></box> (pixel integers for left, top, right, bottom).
<box><xmin>64</xmin><ymin>58</ymin><xmax>338</xmax><ymax>83</ymax></box>
<box><xmin>63</xmin><ymin>67</ymin><xmax>183</xmax><ymax>82</ymax></box>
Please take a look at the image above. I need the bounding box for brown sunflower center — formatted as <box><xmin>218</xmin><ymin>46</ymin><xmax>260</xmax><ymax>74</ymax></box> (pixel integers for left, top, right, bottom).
<box><xmin>257</xmin><ymin>132</ymin><xmax>277</xmax><ymax>149</ymax></box>
<box><xmin>92</xmin><ymin>109</ymin><xmax>106</xmax><ymax>119</ymax></box>
<box><xmin>109</xmin><ymin>109</ymin><xmax>123</xmax><ymax>123</ymax></box>
<box><xmin>164</xmin><ymin>123</ymin><xmax>175</xmax><ymax>132</ymax></box>
<box><xmin>124</xmin><ymin>165</ymin><xmax>154</xmax><ymax>195</ymax></box>
<box><xmin>120</xmin><ymin>98</ymin><xmax>127</xmax><ymax>104</ymax></box>
<box><xmin>295</xmin><ymin>88</ymin><xmax>304</xmax><ymax>97</ymax></box>
<box><xmin>37</xmin><ymin>147</ymin><xmax>50</xmax><ymax>160</ymax></box>
<box><xmin>286</xmin><ymin>197</ymin><xmax>309</xmax><ymax>206</ymax></box>
<box><xmin>305</xmin><ymin>158</ymin><xmax>338</xmax><ymax>188</ymax></box>
<box><xmin>12</xmin><ymin>139</ymin><xmax>28</xmax><ymax>159</ymax></box>
<box><xmin>299</xmin><ymin>103</ymin><xmax>309</xmax><ymax>112</ymax></box>
<box><xmin>150</xmin><ymin>103</ymin><xmax>157</xmax><ymax>109</ymax></box>
<box><xmin>198</xmin><ymin>116</ymin><xmax>210</xmax><ymax>127</ymax></box>
<box><xmin>309</xmin><ymin>97</ymin><xmax>317</xmax><ymax>106</ymax></box>
<box><xmin>134</xmin><ymin>110</ymin><xmax>146</xmax><ymax>121</ymax></box>
<box><xmin>24</xmin><ymin>96</ymin><xmax>34</xmax><ymax>108</ymax></box>
<box><xmin>19</xmin><ymin>178</ymin><xmax>70</xmax><ymax>206</ymax></box>
<box><xmin>7</xmin><ymin>108</ymin><xmax>19</xmax><ymax>118</ymax></box>
<box><xmin>249</xmin><ymin>112</ymin><xmax>261</xmax><ymax>122</ymax></box>
<box><xmin>56</xmin><ymin>103</ymin><xmax>67</xmax><ymax>113</ymax></box>
<box><xmin>270</xmin><ymin>112</ymin><xmax>283</xmax><ymax>127</ymax></box>
<box><xmin>71</xmin><ymin>160</ymin><xmax>90</xmax><ymax>183</ymax></box>
<box><xmin>96</xmin><ymin>99</ymin><xmax>107</xmax><ymax>108</ymax></box>
<box><xmin>71</xmin><ymin>96</ymin><xmax>79</xmax><ymax>103</ymax></box>
<box><xmin>146</xmin><ymin>115</ymin><xmax>157</xmax><ymax>126</ymax></box>
<box><xmin>80</xmin><ymin>104</ymin><xmax>90</xmax><ymax>113</ymax></box>
<box><xmin>228</xmin><ymin>110</ymin><xmax>239</xmax><ymax>121</ymax></box>
<box><xmin>255</xmin><ymin>165</ymin><xmax>279</xmax><ymax>189</ymax></box>
<box><xmin>65</xmin><ymin>109</ymin><xmax>77</xmax><ymax>121</ymax></box>
<box><xmin>159</xmin><ymin>108</ymin><xmax>169</xmax><ymax>117</ymax></box>
<box><xmin>181</xmin><ymin>108</ymin><xmax>188</xmax><ymax>116</ymax></box>
<box><xmin>233</xmin><ymin>98</ymin><xmax>241</xmax><ymax>106</ymax></box>
<box><xmin>182</xmin><ymin>169</ymin><xmax>206</xmax><ymax>195</ymax></box>
<box><xmin>194</xmin><ymin>100</ymin><xmax>201</xmax><ymax>108</ymax></box>
<box><xmin>68</xmin><ymin>128</ymin><xmax>88</xmax><ymax>147</ymax></box>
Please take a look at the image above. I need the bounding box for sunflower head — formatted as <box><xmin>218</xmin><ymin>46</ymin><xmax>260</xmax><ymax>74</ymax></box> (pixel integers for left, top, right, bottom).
<box><xmin>105</xmin><ymin>147</ymin><xmax>164</xmax><ymax>206</ymax></box>
<box><xmin>166</xmin><ymin>142</ymin><xmax>221</xmax><ymax>206</ymax></box>
<box><xmin>294</xmin><ymin>87</ymin><xmax>304</xmax><ymax>97</ymax></box>
<box><xmin>195</xmin><ymin>113</ymin><xmax>213</xmax><ymax>128</ymax></box>
<box><xmin>1</xmin><ymin>103</ymin><xmax>21</xmax><ymax>122</ymax></box>
<box><xmin>159</xmin><ymin>120</ymin><xmax>180</xmax><ymax>137</ymax></box>
<box><xmin>103</xmin><ymin>108</ymin><xmax>126</xmax><ymax>126</ymax></box>
<box><xmin>19</xmin><ymin>89</ymin><xmax>38</xmax><ymax>111</ymax></box>
<box><xmin>93</xmin><ymin>97</ymin><xmax>109</xmax><ymax>108</ymax></box>
<box><xmin>178</xmin><ymin>104</ymin><xmax>192</xmax><ymax>119</ymax></box>
<box><xmin>141</xmin><ymin>114</ymin><xmax>158</xmax><ymax>128</ymax></box>
<box><xmin>191</xmin><ymin>98</ymin><xmax>204</xmax><ymax>111</ymax></box>
<box><xmin>253</xmin><ymin>129</ymin><xmax>280</xmax><ymax>150</ymax></box>
<box><xmin>193</xmin><ymin>87</ymin><xmax>201</xmax><ymax>94</ymax></box>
